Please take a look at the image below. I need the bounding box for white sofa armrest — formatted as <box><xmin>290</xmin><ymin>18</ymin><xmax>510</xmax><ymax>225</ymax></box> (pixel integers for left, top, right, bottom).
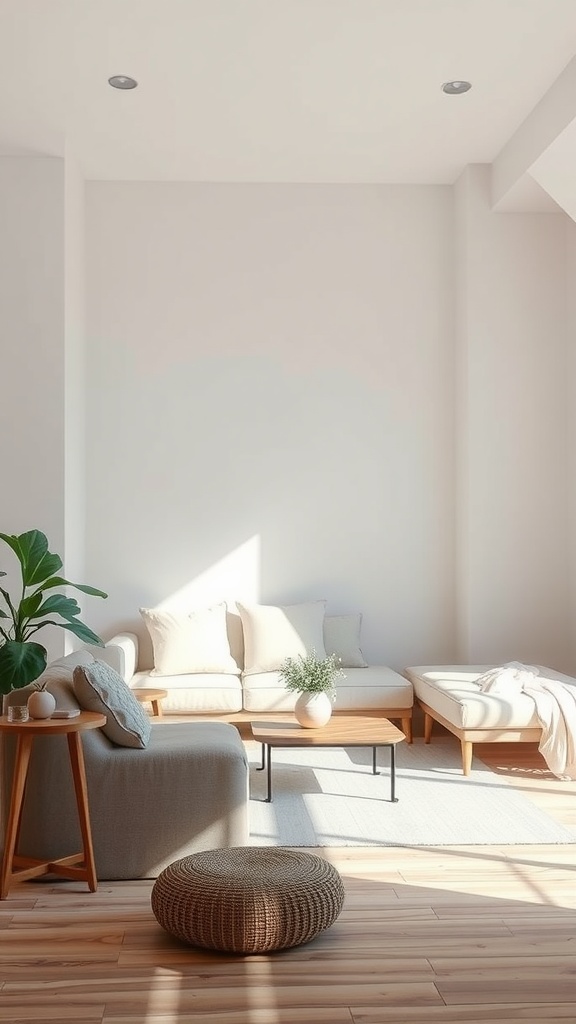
<box><xmin>104</xmin><ymin>633</ymin><xmax>139</xmax><ymax>682</ymax></box>
<box><xmin>83</xmin><ymin>633</ymin><xmax>139</xmax><ymax>682</ymax></box>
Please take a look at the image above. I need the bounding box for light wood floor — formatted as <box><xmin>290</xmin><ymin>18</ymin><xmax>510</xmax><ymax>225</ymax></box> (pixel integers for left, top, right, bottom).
<box><xmin>1</xmin><ymin>730</ymin><xmax>576</xmax><ymax>1023</ymax></box>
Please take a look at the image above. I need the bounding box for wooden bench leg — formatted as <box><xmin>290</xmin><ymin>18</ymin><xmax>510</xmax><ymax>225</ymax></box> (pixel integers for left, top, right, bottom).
<box><xmin>461</xmin><ymin>740</ymin><xmax>473</xmax><ymax>776</ymax></box>
<box><xmin>423</xmin><ymin>713</ymin><xmax>433</xmax><ymax>744</ymax></box>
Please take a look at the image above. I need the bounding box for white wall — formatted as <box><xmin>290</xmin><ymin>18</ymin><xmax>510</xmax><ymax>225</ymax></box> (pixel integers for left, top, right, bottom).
<box><xmin>0</xmin><ymin>157</ymin><xmax>68</xmax><ymax>660</ymax></box>
<box><xmin>568</xmin><ymin>218</ymin><xmax>576</xmax><ymax>669</ymax></box>
<box><xmin>64</xmin><ymin>153</ymin><xmax>86</xmax><ymax>585</ymax></box>
<box><xmin>1</xmin><ymin>169</ymin><xmax>572</xmax><ymax>673</ymax></box>
<box><xmin>455</xmin><ymin>166</ymin><xmax>570</xmax><ymax>669</ymax></box>
<box><xmin>84</xmin><ymin>183</ymin><xmax>456</xmax><ymax>669</ymax></box>
<box><xmin>0</xmin><ymin>158</ymin><xmax>66</xmax><ymax>543</ymax></box>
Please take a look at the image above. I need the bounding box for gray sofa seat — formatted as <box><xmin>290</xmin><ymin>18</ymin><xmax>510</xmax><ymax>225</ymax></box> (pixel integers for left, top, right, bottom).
<box><xmin>1</xmin><ymin>652</ymin><xmax>249</xmax><ymax>880</ymax></box>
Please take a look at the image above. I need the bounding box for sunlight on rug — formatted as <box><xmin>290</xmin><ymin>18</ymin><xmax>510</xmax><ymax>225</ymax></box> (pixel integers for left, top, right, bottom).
<box><xmin>248</xmin><ymin>737</ymin><xmax>576</xmax><ymax>846</ymax></box>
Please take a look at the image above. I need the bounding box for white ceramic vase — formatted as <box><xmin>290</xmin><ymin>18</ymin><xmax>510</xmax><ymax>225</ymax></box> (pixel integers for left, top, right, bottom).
<box><xmin>294</xmin><ymin>691</ymin><xmax>333</xmax><ymax>729</ymax></box>
<box><xmin>27</xmin><ymin>689</ymin><xmax>56</xmax><ymax>720</ymax></box>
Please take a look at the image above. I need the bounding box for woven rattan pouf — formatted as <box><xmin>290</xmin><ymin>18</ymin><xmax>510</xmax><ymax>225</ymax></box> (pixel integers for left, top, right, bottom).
<box><xmin>151</xmin><ymin>846</ymin><xmax>345</xmax><ymax>954</ymax></box>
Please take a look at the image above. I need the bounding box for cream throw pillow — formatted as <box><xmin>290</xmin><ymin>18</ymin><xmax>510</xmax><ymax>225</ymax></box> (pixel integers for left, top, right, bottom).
<box><xmin>323</xmin><ymin>613</ymin><xmax>368</xmax><ymax>668</ymax></box>
<box><xmin>238</xmin><ymin>600</ymin><xmax>327</xmax><ymax>675</ymax></box>
<box><xmin>140</xmin><ymin>603</ymin><xmax>239</xmax><ymax>676</ymax></box>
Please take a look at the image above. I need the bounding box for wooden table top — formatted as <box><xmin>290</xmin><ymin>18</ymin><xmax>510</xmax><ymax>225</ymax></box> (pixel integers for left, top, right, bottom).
<box><xmin>131</xmin><ymin>687</ymin><xmax>168</xmax><ymax>702</ymax></box>
<box><xmin>0</xmin><ymin>711</ymin><xmax>106</xmax><ymax>735</ymax></box>
<box><xmin>250</xmin><ymin>715</ymin><xmax>405</xmax><ymax>747</ymax></box>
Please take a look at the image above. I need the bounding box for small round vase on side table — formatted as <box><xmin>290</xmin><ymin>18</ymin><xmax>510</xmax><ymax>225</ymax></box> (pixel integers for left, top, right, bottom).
<box><xmin>294</xmin><ymin>692</ymin><xmax>333</xmax><ymax>729</ymax></box>
<box><xmin>27</xmin><ymin>689</ymin><xmax>56</xmax><ymax>719</ymax></box>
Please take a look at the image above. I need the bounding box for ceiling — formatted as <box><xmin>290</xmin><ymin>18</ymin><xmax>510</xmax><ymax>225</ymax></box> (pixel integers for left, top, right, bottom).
<box><xmin>1</xmin><ymin>0</ymin><xmax>576</xmax><ymax>183</ymax></box>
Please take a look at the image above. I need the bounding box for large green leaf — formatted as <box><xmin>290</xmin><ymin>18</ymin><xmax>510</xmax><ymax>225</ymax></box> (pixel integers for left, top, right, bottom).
<box><xmin>32</xmin><ymin>576</ymin><xmax>108</xmax><ymax>599</ymax></box>
<box><xmin>0</xmin><ymin>531</ymin><xmax>62</xmax><ymax>587</ymax></box>
<box><xmin>0</xmin><ymin>641</ymin><xmax>47</xmax><ymax>694</ymax></box>
<box><xmin>19</xmin><ymin>592</ymin><xmax>44</xmax><ymax>620</ymax></box>
<box><xmin>33</xmin><ymin>594</ymin><xmax>82</xmax><ymax>622</ymax></box>
<box><xmin>59</xmin><ymin>621</ymin><xmax>105</xmax><ymax>647</ymax></box>
<box><xmin>0</xmin><ymin>587</ymin><xmax>17</xmax><ymax>623</ymax></box>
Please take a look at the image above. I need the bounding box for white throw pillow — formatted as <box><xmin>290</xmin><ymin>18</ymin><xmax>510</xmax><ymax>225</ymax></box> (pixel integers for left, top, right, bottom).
<box><xmin>140</xmin><ymin>603</ymin><xmax>240</xmax><ymax>676</ymax></box>
<box><xmin>323</xmin><ymin>613</ymin><xmax>368</xmax><ymax>668</ymax></box>
<box><xmin>237</xmin><ymin>600</ymin><xmax>327</xmax><ymax>675</ymax></box>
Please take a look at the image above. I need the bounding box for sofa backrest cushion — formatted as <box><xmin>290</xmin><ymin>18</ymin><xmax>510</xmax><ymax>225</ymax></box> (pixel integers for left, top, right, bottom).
<box><xmin>73</xmin><ymin>660</ymin><xmax>152</xmax><ymax>748</ymax></box>
<box><xmin>238</xmin><ymin>600</ymin><xmax>327</xmax><ymax>675</ymax></box>
<box><xmin>323</xmin><ymin>613</ymin><xmax>368</xmax><ymax>668</ymax></box>
<box><xmin>139</xmin><ymin>602</ymin><xmax>240</xmax><ymax>676</ymax></box>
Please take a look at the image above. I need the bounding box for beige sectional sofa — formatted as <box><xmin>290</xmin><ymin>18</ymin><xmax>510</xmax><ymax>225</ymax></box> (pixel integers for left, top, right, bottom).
<box><xmin>404</xmin><ymin>663</ymin><xmax>576</xmax><ymax>775</ymax></box>
<box><xmin>101</xmin><ymin>601</ymin><xmax>414</xmax><ymax>739</ymax></box>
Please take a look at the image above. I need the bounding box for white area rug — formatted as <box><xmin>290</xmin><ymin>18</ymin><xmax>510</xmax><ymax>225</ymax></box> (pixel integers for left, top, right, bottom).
<box><xmin>248</xmin><ymin>738</ymin><xmax>576</xmax><ymax>846</ymax></box>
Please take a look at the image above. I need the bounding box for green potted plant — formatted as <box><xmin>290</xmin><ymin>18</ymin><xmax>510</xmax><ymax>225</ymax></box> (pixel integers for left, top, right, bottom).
<box><xmin>0</xmin><ymin>529</ymin><xmax>107</xmax><ymax>702</ymax></box>
<box><xmin>279</xmin><ymin>650</ymin><xmax>344</xmax><ymax>728</ymax></box>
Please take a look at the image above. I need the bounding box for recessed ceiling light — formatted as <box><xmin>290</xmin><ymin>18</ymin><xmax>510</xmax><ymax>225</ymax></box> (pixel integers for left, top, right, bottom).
<box><xmin>442</xmin><ymin>80</ymin><xmax>472</xmax><ymax>95</ymax></box>
<box><xmin>108</xmin><ymin>75</ymin><xmax>138</xmax><ymax>90</ymax></box>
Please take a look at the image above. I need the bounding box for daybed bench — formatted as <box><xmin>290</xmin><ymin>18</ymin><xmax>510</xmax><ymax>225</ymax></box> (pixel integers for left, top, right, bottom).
<box><xmin>404</xmin><ymin>663</ymin><xmax>576</xmax><ymax>775</ymax></box>
<box><xmin>100</xmin><ymin>600</ymin><xmax>414</xmax><ymax>741</ymax></box>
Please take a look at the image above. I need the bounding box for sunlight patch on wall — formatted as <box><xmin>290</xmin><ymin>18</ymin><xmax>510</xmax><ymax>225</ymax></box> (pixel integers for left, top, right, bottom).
<box><xmin>154</xmin><ymin>535</ymin><xmax>261</xmax><ymax>611</ymax></box>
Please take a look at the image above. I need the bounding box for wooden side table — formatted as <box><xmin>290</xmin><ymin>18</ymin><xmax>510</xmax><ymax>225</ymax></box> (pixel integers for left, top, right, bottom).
<box><xmin>131</xmin><ymin>687</ymin><xmax>167</xmax><ymax>717</ymax></box>
<box><xmin>0</xmin><ymin>711</ymin><xmax>106</xmax><ymax>899</ymax></box>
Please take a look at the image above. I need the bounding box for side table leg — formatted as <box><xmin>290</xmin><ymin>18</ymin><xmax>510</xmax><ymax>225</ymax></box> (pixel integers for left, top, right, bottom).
<box><xmin>1</xmin><ymin>734</ymin><xmax>33</xmax><ymax>900</ymax></box>
<box><xmin>67</xmin><ymin>733</ymin><xmax>98</xmax><ymax>892</ymax></box>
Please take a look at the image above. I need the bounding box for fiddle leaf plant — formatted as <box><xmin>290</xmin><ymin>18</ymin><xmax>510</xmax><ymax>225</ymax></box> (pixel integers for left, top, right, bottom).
<box><xmin>0</xmin><ymin>530</ymin><xmax>107</xmax><ymax>696</ymax></box>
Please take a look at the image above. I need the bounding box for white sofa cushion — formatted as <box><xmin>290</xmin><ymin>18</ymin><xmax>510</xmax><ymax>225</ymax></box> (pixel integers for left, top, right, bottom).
<box><xmin>140</xmin><ymin>603</ymin><xmax>240</xmax><ymax>676</ymax></box>
<box><xmin>131</xmin><ymin>670</ymin><xmax>244</xmax><ymax>714</ymax></box>
<box><xmin>237</xmin><ymin>600</ymin><xmax>327</xmax><ymax>675</ymax></box>
<box><xmin>404</xmin><ymin>665</ymin><xmax>548</xmax><ymax>730</ymax></box>
<box><xmin>323</xmin><ymin>613</ymin><xmax>368</xmax><ymax>668</ymax></box>
<box><xmin>242</xmin><ymin>665</ymin><xmax>413</xmax><ymax>713</ymax></box>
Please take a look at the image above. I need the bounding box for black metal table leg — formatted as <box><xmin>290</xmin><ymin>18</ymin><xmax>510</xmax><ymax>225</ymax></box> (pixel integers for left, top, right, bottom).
<box><xmin>266</xmin><ymin>745</ymin><xmax>272</xmax><ymax>802</ymax></box>
<box><xmin>390</xmin><ymin>743</ymin><xmax>398</xmax><ymax>802</ymax></box>
<box><xmin>372</xmin><ymin>744</ymin><xmax>398</xmax><ymax>801</ymax></box>
<box><xmin>254</xmin><ymin>738</ymin><xmax>398</xmax><ymax>804</ymax></box>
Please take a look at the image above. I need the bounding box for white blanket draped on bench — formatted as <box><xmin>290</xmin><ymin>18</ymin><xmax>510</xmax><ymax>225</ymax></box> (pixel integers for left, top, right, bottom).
<box><xmin>477</xmin><ymin>663</ymin><xmax>576</xmax><ymax>780</ymax></box>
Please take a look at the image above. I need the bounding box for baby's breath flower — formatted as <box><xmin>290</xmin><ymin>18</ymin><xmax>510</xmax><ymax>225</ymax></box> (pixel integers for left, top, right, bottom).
<box><xmin>278</xmin><ymin>649</ymin><xmax>344</xmax><ymax>703</ymax></box>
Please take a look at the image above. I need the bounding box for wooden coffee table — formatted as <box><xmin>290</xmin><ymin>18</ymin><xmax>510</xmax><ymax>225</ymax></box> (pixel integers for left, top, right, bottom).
<box><xmin>250</xmin><ymin>715</ymin><xmax>405</xmax><ymax>803</ymax></box>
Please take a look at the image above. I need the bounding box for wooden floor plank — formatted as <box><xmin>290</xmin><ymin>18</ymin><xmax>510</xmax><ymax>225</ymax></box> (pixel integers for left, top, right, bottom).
<box><xmin>351</xmin><ymin>1006</ymin><xmax>576</xmax><ymax>1022</ymax></box>
<box><xmin>104</xmin><ymin>1012</ymin><xmax>354</xmax><ymax>1024</ymax></box>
